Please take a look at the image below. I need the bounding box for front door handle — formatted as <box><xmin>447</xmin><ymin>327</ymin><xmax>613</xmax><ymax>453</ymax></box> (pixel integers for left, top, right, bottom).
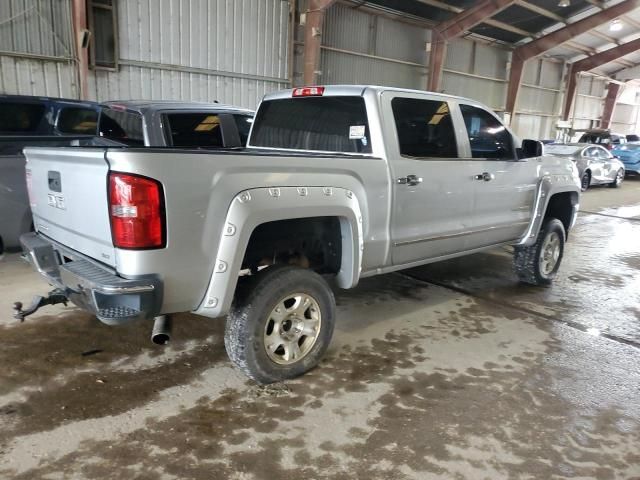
<box><xmin>397</xmin><ymin>174</ymin><xmax>423</xmax><ymax>186</ymax></box>
<box><xmin>474</xmin><ymin>172</ymin><xmax>495</xmax><ymax>181</ymax></box>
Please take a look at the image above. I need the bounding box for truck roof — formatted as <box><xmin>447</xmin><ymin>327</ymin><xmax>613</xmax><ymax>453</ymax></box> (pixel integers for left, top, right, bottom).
<box><xmin>261</xmin><ymin>85</ymin><xmax>486</xmax><ymax>104</ymax></box>
<box><xmin>101</xmin><ymin>100</ymin><xmax>254</xmax><ymax>115</ymax></box>
<box><xmin>0</xmin><ymin>94</ymin><xmax>99</xmax><ymax>107</ymax></box>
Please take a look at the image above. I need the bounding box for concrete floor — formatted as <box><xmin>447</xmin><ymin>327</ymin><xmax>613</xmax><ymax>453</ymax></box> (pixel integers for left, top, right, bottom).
<box><xmin>1</xmin><ymin>180</ymin><xmax>639</xmax><ymax>480</ymax></box>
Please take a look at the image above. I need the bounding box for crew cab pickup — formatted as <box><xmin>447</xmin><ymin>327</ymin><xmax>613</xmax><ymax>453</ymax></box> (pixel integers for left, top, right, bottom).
<box><xmin>18</xmin><ymin>85</ymin><xmax>580</xmax><ymax>383</ymax></box>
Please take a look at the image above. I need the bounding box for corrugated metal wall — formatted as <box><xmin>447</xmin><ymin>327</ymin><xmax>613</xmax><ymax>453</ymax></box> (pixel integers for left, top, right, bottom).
<box><xmin>0</xmin><ymin>0</ymin><xmax>78</xmax><ymax>97</ymax></box>
<box><xmin>511</xmin><ymin>58</ymin><xmax>565</xmax><ymax>141</ymax></box>
<box><xmin>441</xmin><ymin>39</ymin><xmax>508</xmax><ymax>111</ymax></box>
<box><xmin>1</xmin><ymin>0</ymin><xmax>291</xmax><ymax>109</ymax></box>
<box><xmin>88</xmin><ymin>0</ymin><xmax>291</xmax><ymax>109</ymax></box>
<box><xmin>610</xmin><ymin>86</ymin><xmax>639</xmax><ymax>134</ymax></box>
<box><xmin>571</xmin><ymin>74</ymin><xmax>607</xmax><ymax>132</ymax></box>
<box><xmin>306</xmin><ymin>3</ymin><xmax>429</xmax><ymax>89</ymax></box>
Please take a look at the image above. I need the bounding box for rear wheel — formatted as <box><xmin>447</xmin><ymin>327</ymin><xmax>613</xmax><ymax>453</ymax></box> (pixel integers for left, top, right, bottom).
<box><xmin>514</xmin><ymin>218</ymin><xmax>566</xmax><ymax>286</ymax></box>
<box><xmin>609</xmin><ymin>168</ymin><xmax>624</xmax><ymax>188</ymax></box>
<box><xmin>580</xmin><ymin>171</ymin><xmax>591</xmax><ymax>192</ymax></box>
<box><xmin>225</xmin><ymin>265</ymin><xmax>335</xmax><ymax>384</ymax></box>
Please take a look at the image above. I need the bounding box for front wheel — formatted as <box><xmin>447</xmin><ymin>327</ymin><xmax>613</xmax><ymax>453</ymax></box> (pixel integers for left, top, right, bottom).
<box><xmin>514</xmin><ymin>218</ymin><xmax>566</xmax><ymax>286</ymax></box>
<box><xmin>224</xmin><ymin>265</ymin><xmax>336</xmax><ymax>384</ymax></box>
<box><xmin>609</xmin><ymin>168</ymin><xmax>624</xmax><ymax>188</ymax></box>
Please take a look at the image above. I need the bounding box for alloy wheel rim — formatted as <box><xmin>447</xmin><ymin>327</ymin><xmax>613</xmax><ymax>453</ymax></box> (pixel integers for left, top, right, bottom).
<box><xmin>540</xmin><ymin>231</ymin><xmax>561</xmax><ymax>276</ymax></box>
<box><xmin>263</xmin><ymin>293</ymin><xmax>322</xmax><ymax>365</ymax></box>
<box><xmin>616</xmin><ymin>169</ymin><xmax>623</xmax><ymax>185</ymax></box>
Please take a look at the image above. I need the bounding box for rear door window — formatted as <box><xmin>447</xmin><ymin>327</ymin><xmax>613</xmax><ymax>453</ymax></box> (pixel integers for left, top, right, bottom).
<box><xmin>460</xmin><ymin>104</ymin><xmax>514</xmax><ymax>159</ymax></box>
<box><xmin>250</xmin><ymin>96</ymin><xmax>372</xmax><ymax>153</ymax></box>
<box><xmin>98</xmin><ymin>108</ymin><xmax>144</xmax><ymax>146</ymax></box>
<box><xmin>57</xmin><ymin>107</ymin><xmax>99</xmax><ymax>134</ymax></box>
<box><xmin>164</xmin><ymin>113</ymin><xmax>224</xmax><ymax>147</ymax></box>
<box><xmin>0</xmin><ymin>102</ymin><xmax>47</xmax><ymax>134</ymax></box>
<box><xmin>391</xmin><ymin>97</ymin><xmax>457</xmax><ymax>158</ymax></box>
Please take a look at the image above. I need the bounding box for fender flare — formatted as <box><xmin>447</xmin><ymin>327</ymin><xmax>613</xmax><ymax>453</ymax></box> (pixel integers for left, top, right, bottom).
<box><xmin>194</xmin><ymin>186</ymin><xmax>363</xmax><ymax>318</ymax></box>
<box><xmin>517</xmin><ymin>175</ymin><xmax>580</xmax><ymax>247</ymax></box>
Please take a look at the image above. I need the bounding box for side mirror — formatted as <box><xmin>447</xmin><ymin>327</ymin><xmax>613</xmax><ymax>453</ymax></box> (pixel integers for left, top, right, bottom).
<box><xmin>519</xmin><ymin>139</ymin><xmax>543</xmax><ymax>159</ymax></box>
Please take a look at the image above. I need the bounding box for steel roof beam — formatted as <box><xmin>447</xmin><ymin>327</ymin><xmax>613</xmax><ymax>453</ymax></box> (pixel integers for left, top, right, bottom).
<box><xmin>505</xmin><ymin>0</ymin><xmax>640</xmax><ymax>117</ymax></box>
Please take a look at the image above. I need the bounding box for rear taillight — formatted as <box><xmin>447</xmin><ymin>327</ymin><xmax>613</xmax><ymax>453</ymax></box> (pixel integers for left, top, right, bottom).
<box><xmin>108</xmin><ymin>172</ymin><xmax>165</xmax><ymax>249</ymax></box>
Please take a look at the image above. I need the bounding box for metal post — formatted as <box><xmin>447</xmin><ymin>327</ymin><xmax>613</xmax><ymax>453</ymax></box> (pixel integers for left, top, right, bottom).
<box><xmin>303</xmin><ymin>0</ymin><xmax>336</xmax><ymax>85</ymax></box>
<box><xmin>72</xmin><ymin>0</ymin><xmax>89</xmax><ymax>100</ymax></box>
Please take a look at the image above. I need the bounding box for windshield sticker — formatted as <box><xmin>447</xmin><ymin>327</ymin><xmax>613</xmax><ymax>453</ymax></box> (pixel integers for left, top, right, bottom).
<box><xmin>349</xmin><ymin>125</ymin><xmax>366</xmax><ymax>140</ymax></box>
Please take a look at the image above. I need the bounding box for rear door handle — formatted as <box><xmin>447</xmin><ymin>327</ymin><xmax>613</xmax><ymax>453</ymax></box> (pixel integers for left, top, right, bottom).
<box><xmin>397</xmin><ymin>174</ymin><xmax>423</xmax><ymax>186</ymax></box>
<box><xmin>474</xmin><ymin>172</ymin><xmax>494</xmax><ymax>181</ymax></box>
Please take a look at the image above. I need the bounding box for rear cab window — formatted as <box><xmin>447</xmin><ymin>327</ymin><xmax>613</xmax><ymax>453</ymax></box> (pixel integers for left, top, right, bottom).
<box><xmin>391</xmin><ymin>97</ymin><xmax>458</xmax><ymax>158</ymax></box>
<box><xmin>163</xmin><ymin>112</ymin><xmax>224</xmax><ymax>147</ymax></box>
<box><xmin>0</xmin><ymin>102</ymin><xmax>48</xmax><ymax>134</ymax></box>
<box><xmin>98</xmin><ymin>108</ymin><xmax>144</xmax><ymax>146</ymax></box>
<box><xmin>250</xmin><ymin>96</ymin><xmax>372</xmax><ymax>154</ymax></box>
<box><xmin>459</xmin><ymin>104</ymin><xmax>514</xmax><ymax>159</ymax></box>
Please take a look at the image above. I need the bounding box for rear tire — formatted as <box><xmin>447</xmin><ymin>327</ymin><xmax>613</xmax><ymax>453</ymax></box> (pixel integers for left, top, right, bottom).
<box><xmin>609</xmin><ymin>168</ymin><xmax>624</xmax><ymax>188</ymax></box>
<box><xmin>514</xmin><ymin>218</ymin><xmax>566</xmax><ymax>286</ymax></box>
<box><xmin>224</xmin><ymin>265</ymin><xmax>335</xmax><ymax>384</ymax></box>
<box><xmin>580</xmin><ymin>171</ymin><xmax>591</xmax><ymax>192</ymax></box>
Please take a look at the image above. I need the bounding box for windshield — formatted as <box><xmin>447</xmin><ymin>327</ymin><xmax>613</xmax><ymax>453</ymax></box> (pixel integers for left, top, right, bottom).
<box><xmin>250</xmin><ymin>96</ymin><xmax>372</xmax><ymax>153</ymax></box>
<box><xmin>544</xmin><ymin>145</ymin><xmax>581</xmax><ymax>156</ymax></box>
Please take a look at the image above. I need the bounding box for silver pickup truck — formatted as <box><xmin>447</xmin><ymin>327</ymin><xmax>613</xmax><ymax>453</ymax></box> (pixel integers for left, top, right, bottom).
<box><xmin>17</xmin><ymin>85</ymin><xmax>580</xmax><ymax>383</ymax></box>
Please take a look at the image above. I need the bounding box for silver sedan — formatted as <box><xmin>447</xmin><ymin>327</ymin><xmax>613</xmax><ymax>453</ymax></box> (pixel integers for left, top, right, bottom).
<box><xmin>544</xmin><ymin>143</ymin><xmax>625</xmax><ymax>191</ymax></box>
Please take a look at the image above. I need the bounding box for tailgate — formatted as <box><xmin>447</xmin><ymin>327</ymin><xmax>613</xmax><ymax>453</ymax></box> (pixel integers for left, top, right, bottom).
<box><xmin>24</xmin><ymin>147</ymin><xmax>116</xmax><ymax>267</ymax></box>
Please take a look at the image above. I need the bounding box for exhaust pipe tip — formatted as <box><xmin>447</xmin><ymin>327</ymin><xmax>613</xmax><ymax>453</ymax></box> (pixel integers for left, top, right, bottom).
<box><xmin>151</xmin><ymin>315</ymin><xmax>172</xmax><ymax>345</ymax></box>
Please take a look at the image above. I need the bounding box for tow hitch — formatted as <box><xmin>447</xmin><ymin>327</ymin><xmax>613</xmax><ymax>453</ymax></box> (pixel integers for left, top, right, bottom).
<box><xmin>13</xmin><ymin>288</ymin><xmax>68</xmax><ymax>322</ymax></box>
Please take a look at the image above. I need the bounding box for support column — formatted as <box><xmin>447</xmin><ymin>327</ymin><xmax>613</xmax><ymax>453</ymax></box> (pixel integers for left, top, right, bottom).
<box><xmin>72</xmin><ymin>0</ymin><xmax>89</xmax><ymax>99</ymax></box>
<box><xmin>303</xmin><ymin>0</ymin><xmax>336</xmax><ymax>85</ymax></box>
<box><xmin>600</xmin><ymin>83</ymin><xmax>622</xmax><ymax>129</ymax></box>
<box><xmin>427</xmin><ymin>31</ymin><xmax>447</xmax><ymax>92</ymax></box>
<box><xmin>505</xmin><ymin>56</ymin><xmax>524</xmax><ymax>125</ymax></box>
<box><xmin>562</xmin><ymin>65</ymin><xmax>578</xmax><ymax>121</ymax></box>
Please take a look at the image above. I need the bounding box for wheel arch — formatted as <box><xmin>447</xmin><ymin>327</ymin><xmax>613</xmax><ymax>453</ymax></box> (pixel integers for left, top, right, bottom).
<box><xmin>194</xmin><ymin>186</ymin><xmax>363</xmax><ymax>318</ymax></box>
<box><xmin>518</xmin><ymin>176</ymin><xmax>580</xmax><ymax>247</ymax></box>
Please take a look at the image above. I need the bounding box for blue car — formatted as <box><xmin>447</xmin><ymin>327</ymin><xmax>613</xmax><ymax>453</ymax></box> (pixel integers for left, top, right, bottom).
<box><xmin>612</xmin><ymin>143</ymin><xmax>640</xmax><ymax>175</ymax></box>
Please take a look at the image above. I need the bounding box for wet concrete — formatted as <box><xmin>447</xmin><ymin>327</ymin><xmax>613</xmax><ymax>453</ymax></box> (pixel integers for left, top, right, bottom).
<box><xmin>0</xmin><ymin>182</ymin><xmax>639</xmax><ymax>479</ymax></box>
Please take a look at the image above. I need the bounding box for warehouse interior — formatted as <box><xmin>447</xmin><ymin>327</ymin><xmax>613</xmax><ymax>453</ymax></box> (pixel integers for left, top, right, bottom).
<box><xmin>1</xmin><ymin>1</ymin><xmax>640</xmax><ymax>479</ymax></box>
